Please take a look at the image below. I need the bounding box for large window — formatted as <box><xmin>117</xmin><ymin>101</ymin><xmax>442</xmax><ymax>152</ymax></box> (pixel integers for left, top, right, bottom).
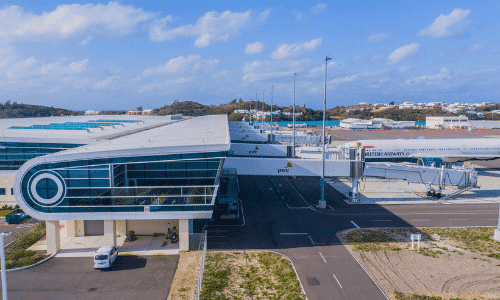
<box><xmin>20</xmin><ymin>152</ymin><xmax>226</xmax><ymax>213</ymax></box>
<box><xmin>0</xmin><ymin>188</ymin><xmax>5</xmax><ymax>196</ymax></box>
<box><xmin>0</xmin><ymin>142</ymin><xmax>84</xmax><ymax>170</ymax></box>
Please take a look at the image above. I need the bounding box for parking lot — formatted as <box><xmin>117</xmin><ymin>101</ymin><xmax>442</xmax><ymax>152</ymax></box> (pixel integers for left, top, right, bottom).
<box><xmin>4</xmin><ymin>255</ymin><xmax>179</xmax><ymax>300</ymax></box>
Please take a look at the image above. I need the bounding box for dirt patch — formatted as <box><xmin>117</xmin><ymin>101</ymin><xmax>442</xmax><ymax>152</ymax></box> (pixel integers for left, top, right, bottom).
<box><xmin>339</xmin><ymin>227</ymin><xmax>500</xmax><ymax>300</ymax></box>
<box><xmin>200</xmin><ymin>251</ymin><xmax>305</xmax><ymax>300</ymax></box>
<box><xmin>167</xmin><ymin>251</ymin><xmax>202</xmax><ymax>300</ymax></box>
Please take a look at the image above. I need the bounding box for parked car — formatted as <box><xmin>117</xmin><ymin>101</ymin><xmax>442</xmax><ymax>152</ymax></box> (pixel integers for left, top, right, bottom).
<box><xmin>5</xmin><ymin>209</ymin><xmax>29</xmax><ymax>224</ymax></box>
<box><xmin>93</xmin><ymin>246</ymin><xmax>118</xmax><ymax>270</ymax></box>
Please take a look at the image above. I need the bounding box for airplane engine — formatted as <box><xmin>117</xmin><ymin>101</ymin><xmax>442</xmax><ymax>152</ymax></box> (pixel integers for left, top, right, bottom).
<box><xmin>417</xmin><ymin>157</ymin><xmax>443</xmax><ymax>168</ymax></box>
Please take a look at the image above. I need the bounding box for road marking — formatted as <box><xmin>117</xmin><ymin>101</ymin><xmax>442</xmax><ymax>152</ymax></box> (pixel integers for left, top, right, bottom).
<box><xmin>372</xmin><ymin>220</ymin><xmax>392</xmax><ymax>222</ymax></box>
<box><xmin>285</xmin><ymin>203</ymin><xmax>312</xmax><ymax>210</ymax></box>
<box><xmin>285</xmin><ymin>177</ymin><xmax>311</xmax><ymax>208</ymax></box>
<box><xmin>332</xmin><ymin>274</ymin><xmax>343</xmax><ymax>289</ymax></box>
<box><xmin>350</xmin><ymin>220</ymin><xmax>360</xmax><ymax>228</ymax></box>
<box><xmin>280</xmin><ymin>233</ymin><xmax>316</xmax><ymax>244</ymax></box>
<box><xmin>328</xmin><ymin>205</ymin><xmax>335</xmax><ymax>211</ymax></box>
<box><xmin>410</xmin><ymin>219</ymin><xmax>430</xmax><ymax>222</ymax></box>
<box><xmin>319</xmin><ymin>252</ymin><xmax>326</xmax><ymax>263</ymax></box>
<box><xmin>487</xmin><ymin>219</ymin><xmax>498</xmax><ymax>220</ymax></box>
<box><xmin>449</xmin><ymin>219</ymin><xmax>468</xmax><ymax>221</ymax></box>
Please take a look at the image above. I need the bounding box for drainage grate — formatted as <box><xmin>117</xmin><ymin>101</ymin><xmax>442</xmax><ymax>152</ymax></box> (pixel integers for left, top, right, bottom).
<box><xmin>306</xmin><ymin>277</ymin><xmax>320</xmax><ymax>286</ymax></box>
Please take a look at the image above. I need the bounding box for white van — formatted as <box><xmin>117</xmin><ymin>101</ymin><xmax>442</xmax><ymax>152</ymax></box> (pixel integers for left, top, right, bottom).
<box><xmin>93</xmin><ymin>246</ymin><xmax>118</xmax><ymax>270</ymax></box>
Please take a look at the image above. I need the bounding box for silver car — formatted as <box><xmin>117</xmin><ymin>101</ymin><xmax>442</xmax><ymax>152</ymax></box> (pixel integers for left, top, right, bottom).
<box><xmin>93</xmin><ymin>246</ymin><xmax>118</xmax><ymax>270</ymax></box>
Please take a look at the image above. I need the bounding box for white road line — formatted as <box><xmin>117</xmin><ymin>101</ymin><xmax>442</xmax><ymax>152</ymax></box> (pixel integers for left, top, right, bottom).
<box><xmin>487</xmin><ymin>219</ymin><xmax>498</xmax><ymax>220</ymax></box>
<box><xmin>372</xmin><ymin>220</ymin><xmax>392</xmax><ymax>222</ymax></box>
<box><xmin>410</xmin><ymin>219</ymin><xmax>430</xmax><ymax>222</ymax></box>
<box><xmin>328</xmin><ymin>205</ymin><xmax>335</xmax><ymax>211</ymax></box>
<box><xmin>350</xmin><ymin>220</ymin><xmax>360</xmax><ymax>228</ymax></box>
<box><xmin>285</xmin><ymin>177</ymin><xmax>311</xmax><ymax>208</ymax></box>
<box><xmin>333</xmin><ymin>274</ymin><xmax>343</xmax><ymax>289</ymax></box>
<box><xmin>449</xmin><ymin>219</ymin><xmax>468</xmax><ymax>221</ymax></box>
<box><xmin>319</xmin><ymin>252</ymin><xmax>326</xmax><ymax>263</ymax></box>
<box><xmin>286</xmin><ymin>203</ymin><xmax>312</xmax><ymax>209</ymax></box>
<box><xmin>280</xmin><ymin>232</ymin><xmax>316</xmax><ymax>244</ymax></box>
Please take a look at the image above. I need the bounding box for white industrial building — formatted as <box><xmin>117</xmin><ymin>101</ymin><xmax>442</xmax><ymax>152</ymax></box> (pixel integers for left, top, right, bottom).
<box><xmin>426</xmin><ymin>116</ymin><xmax>500</xmax><ymax>129</ymax></box>
<box><xmin>340</xmin><ymin>118</ymin><xmax>415</xmax><ymax>130</ymax></box>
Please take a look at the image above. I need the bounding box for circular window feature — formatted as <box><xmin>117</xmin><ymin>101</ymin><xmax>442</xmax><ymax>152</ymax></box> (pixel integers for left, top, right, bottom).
<box><xmin>29</xmin><ymin>172</ymin><xmax>66</xmax><ymax>206</ymax></box>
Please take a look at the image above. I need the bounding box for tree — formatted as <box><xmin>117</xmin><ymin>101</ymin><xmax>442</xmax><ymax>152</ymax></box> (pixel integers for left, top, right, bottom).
<box><xmin>137</xmin><ymin>106</ymin><xmax>143</xmax><ymax>111</ymax></box>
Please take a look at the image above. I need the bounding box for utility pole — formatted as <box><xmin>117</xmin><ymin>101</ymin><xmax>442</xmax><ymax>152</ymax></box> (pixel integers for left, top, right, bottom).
<box><xmin>249</xmin><ymin>96</ymin><xmax>252</xmax><ymax>123</ymax></box>
<box><xmin>293</xmin><ymin>73</ymin><xmax>298</xmax><ymax>157</ymax></box>
<box><xmin>319</xmin><ymin>56</ymin><xmax>332</xmax><ymax>209</ymax></box>
<box><xmin>262</xmin><ymin>89</ymin><xmax>265</xmax><ymax>131</ymax></box>
<box><xmin>270</xmin><ymin>85</ymin><xmax>274</xmax><ymax>143</ymax></box>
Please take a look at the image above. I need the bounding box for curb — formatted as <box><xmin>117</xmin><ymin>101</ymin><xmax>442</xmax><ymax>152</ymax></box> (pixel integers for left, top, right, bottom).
<box><xmin>6</xmin><ymin>252</ymin><xmax>58</xmax><ymax>272</ymax></box>
<box><xmin>267</xmin><ymin>250</ymin><xmax>308</xmax><ymax>300</ymax></box>
<box><xmin>336</xmin><ymin>229</ymin><xmax>390</xmax><ymax>300</ymax></box>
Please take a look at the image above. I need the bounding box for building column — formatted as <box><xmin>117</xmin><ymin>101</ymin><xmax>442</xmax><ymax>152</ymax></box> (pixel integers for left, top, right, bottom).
<box><xmin>179</xmin><ymin>219</ymin><xmax>189</xmax><ymax>251</ymax></box>
<box><xmin>116</xmin><ymin>220</ymin><xmax>127</xmax><ymax>237</ymax></box>
<box><xmin>65</xmin><ymin>220</ymin><xmax>76</xmax><ymax>238</ymax></box>
<box><xmin>103</xmin><ymin>220</ymin><xmax>117</xmax><ymax>247</ymax></box>
<box><xmin>46</xmin><ymin>221</ymin><xmax>60</xmax><ymax>254</ymax></box>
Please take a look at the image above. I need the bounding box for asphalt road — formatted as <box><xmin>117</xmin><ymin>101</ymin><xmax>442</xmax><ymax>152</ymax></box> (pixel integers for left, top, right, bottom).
<box><xmin>4</xmin><ymin>255</ymin><xmax>179</xmax><ymax>300</ymax></box>
<box><xmin>205</xmin><ymin>175</ymin><xmax>499</xmax><ymax>300</ymax></box>
<box><xmin>0</xmin><ymin>217</ymin><xmax>41</xmax><ymax>245</ymax></box>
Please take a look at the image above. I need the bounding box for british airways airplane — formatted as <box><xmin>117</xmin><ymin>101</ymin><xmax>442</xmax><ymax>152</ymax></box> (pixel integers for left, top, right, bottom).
<box><xmin>339</xmin><ymin>138</ymin><xmax>500</xmax><ymax>166</ymax></box>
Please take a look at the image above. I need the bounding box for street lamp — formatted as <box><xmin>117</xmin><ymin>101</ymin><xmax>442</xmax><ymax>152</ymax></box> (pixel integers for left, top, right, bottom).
<box><xmin>319</xmin><ymin>56</ymin><xmax>332</xmax><ymax>209</ymax></box>
<box><xmin>1</xmin><ymin>232</ymin><xmax>13</xmax><ymax>300</ymax></box>
<box><xmin>270</xmin><ymin>85</ymin><xmax>274</xmax><ymax>143</ymax></box>
<box><xmin>293</xmin><ymin>73</ymin><xmax>298</xmax><ymax>157</ymax></box>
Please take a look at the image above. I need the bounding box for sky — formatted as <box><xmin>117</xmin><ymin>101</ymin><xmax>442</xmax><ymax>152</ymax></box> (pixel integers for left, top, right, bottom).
<box><xmin>0</xmin><ymin>1</ymin><xmax>499</xmax><ymax>111</ymax></box>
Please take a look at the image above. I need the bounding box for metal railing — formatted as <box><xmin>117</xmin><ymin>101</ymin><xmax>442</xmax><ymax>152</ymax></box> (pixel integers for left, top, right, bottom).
<box><xmin>196</xmin><ymin>230</ymin><xmax>208</xmax><ymax>300</ymax></box>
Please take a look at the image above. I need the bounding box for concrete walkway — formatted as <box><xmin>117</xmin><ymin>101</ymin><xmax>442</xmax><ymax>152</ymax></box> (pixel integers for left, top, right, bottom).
<box><xmin>29</xmin><ymin>224</ymin><xmax>179</xmax><ymax>257</ymax></box>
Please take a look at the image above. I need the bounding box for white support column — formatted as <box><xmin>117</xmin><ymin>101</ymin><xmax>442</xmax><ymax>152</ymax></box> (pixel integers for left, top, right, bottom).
<box><xmin>66</xmin><ymin>220</ymin><xmax>76</xmax><ymax>238</ymax></box>
<box><xmin>179</xmin><ymin>219</ymin><xmax>189</xmax><ymax>251</ymax></box>
<box><xmin>103</xmin><ymin>220</ymin><xmax>117</xmax><ymax>247</ymax></box>
<box><xmin>46</xmin><ymin>221</ymin><xmax>60</xmax><ymax>254</ymax></box>
<box><xmin>351</xmin><ymin>178</ymin><xmax>359</xmax><ymax>203</ymax></box>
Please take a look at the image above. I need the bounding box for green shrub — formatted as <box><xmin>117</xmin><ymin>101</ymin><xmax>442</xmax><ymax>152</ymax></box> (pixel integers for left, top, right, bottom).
<box><xmin>7</xmin><ymin>249</ymin><xmax>35</xmax><ymax>260</ymax></box>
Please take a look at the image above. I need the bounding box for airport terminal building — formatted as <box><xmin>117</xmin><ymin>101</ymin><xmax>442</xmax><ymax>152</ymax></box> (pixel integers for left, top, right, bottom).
<box><xmin>1</xmin><ymin>114</ymin><xmax>229</xmax><ymax>253</ymax></box>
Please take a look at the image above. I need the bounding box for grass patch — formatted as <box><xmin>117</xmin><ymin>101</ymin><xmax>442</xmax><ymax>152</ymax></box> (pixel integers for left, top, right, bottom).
<box><xmin>420</xmin><ymin>227</ymin><xmax>500</xmax><ymax>258</ymax></box>
<box><xmin>200</xmin><ymin>251</ymin><xmax>305</xmax><ymax>300</ymax></box>
<box><xmin>394</xmin><ymin>291</ymin><xmax>446</xmax><ymax>300</ymax></box>
<box><xmin>0</xmin><ymin>210</ymin><xmax>14</xmax><ymax>217</ymax></box>
<box><xmin>5</xmin><ymin>221</ymin><xmax>48</xmax><ymax>269</ymax></box>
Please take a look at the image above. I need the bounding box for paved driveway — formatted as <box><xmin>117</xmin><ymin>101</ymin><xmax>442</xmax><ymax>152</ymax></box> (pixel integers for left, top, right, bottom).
<box><xmin>4</xmin><ymin>255</ymin><xmax>179</xmax><ymax>300</ymax></box>
<box><xmin>0</xmin><ymin>217</ymin><xmax>40</xmax><ymax>245</ymax></box>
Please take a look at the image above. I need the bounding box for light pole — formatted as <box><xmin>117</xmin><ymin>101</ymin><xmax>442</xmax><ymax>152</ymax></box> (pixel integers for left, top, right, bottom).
<box><xmin>270</xmin><ymin>85</ymin><xmax>274</xmax><ymax>143</ymax></box>
<box><xmin>249</xmin><ymin>97</ymin><xmax>252</xmax><ymax>123</ymax></box>
<box><xmin>293</xmin><ymin>72</ymin><xmax>298</xmax><ymax>157</ymax></box>
<box><xmin>319</xmin><ymin>56</ymin><xmax>332</xmax><ymax>209</ymax></box>
<box><xmin>262</xmin><ymin>89</ymin><xmax>265</xmax><ymax>132</ymax></box>
<box><xmin>1</xmin><ymin>232</ymin><xmax>13</xmax><ymax>300</ymax></box>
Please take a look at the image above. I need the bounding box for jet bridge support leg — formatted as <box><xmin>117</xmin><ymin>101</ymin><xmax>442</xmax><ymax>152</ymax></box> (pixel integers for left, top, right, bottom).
<box><xmin>351</xmin><ymin>178</ymin><xmax>359</xmax><ymax>203</ymax></box>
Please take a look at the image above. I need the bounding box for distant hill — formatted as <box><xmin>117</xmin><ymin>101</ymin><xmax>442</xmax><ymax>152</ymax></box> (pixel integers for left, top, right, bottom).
<box><xmin>0</xmin><ymin>101</ymin><xmax>81</xmax><ymax>118</ymax></box>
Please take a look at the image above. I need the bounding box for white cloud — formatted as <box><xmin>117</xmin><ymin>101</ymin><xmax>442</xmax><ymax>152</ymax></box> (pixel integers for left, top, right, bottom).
<box><xmin>353</xmin><ymin>56</ymin><xmax>362</xmax><ymax>62</ymax></box>
<box><xmin>80</xmin><ymin>36</ymin><xmax>93</xmax><ymax>46</ymax></box>
<box><xmin>367</xmin><ymin>32</ymin><xmax>387</xmax><ymax>42</ymax></box>
<box><xmin>245</xmin><ymin>42</ymin><xmax>264</xmax><ymax>54</ymax></box>
<box><xmin>271</xmin><ymin>38</ymin><xmax>322</xmax><ymax>59</ymax></box>
<box><xmin>468</xmin><ymin>43</ymin><xmax>484</xmax><ymax>53</ymax></box>
<box><xmin>307</xmin><ymin>61</ymin><xmax>341</xmax><ymax>78</ymax></box>
<box><xmin>371</xmin><ymin>54</ymin><xmax>384</xmax><ymax>63</ymax></box>
<box><xmin>387</xmin><ymin>43</ymin><xmax>420</xmax><ymax>64</ymax></box>
<box><xmin>295</xmin><ymin>13</ymin><xmax>303</xmax><ymax>21</ymax></box>
<box><xmin>138</xmin><ymin>77</ymin><xmax>193</xmax><ymax>93</ymax></box>
<box><xmin>142</xmin><ymin>55</ymin><xmax>219</xmax><ymax>77</ymax></box>
<box><xmin>417</xmin><ymin>8</ymin><xmax>471</xmax><ymax>37</ymax></box>
<box><xmin>93</xmin><ymin>76</ymin><xmax>118</xmax><ymax>90</ymax></box>
<box><xmin>0</xmin><ymin>2</ymin><xmax>153</xmax><ymax>40</ymax></box>
<box><xmin>149</xmin><ymin>10</ymin><xmax>252</xmax><ymax>48</ymax></box>
<box><xmin>311</xmin><ymin>3</ymin><xmax>327</xmax><ymax>15</ymax></box>
<box><xmin>242</xmin><ymin>59</ymin><xmax>313</xmax><ymax>82</ymax></box>
<box><xmin>329</xmin><ymin>69</ymin><xmax>389</xmax><ymax>86</ymax></box>
<box><xmin>258</xmin><ymin>9</ymin><xmax>271</xmax><ymax>21</ymax></box>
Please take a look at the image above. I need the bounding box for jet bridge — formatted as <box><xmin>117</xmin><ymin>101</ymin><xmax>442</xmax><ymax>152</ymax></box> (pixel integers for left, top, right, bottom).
<box><xmin>363</xmin><ymin>163</ymin><xmax>478</xmax><ymax>199</ymax></box>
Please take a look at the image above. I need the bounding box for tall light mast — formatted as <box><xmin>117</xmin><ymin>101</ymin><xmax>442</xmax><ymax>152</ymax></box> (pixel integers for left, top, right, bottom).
<box><xmin>319</xmin><ymin>56</ymin><xmax>332</xmax><ymax>209</ymax></box>
<box><xmin>293</xmin><ymin>73</ymin><xmax>298</xmax><ymax>157</ymax></box>
<box><xmin>270</xmin><ymin>85</ymin><xmax>274</xmax><ymax>142</ymax></box>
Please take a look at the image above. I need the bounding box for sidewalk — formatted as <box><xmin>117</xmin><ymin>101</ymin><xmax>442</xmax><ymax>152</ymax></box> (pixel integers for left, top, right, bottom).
<box><xmin>29</xmin><ymin>224</ymin><xmax>179</xmax><ymax>257</ymax></box>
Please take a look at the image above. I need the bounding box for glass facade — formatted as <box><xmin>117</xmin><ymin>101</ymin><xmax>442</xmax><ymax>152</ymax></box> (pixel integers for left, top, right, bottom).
<box><xmin>19</xmin><ymin>152</ymin><xmax>226</xmax><ymax>214</ymax></box>
<box><xmin>0</xmin><ymin>142</ymin><xmax>84</xmax><ymax>170</ymax></box>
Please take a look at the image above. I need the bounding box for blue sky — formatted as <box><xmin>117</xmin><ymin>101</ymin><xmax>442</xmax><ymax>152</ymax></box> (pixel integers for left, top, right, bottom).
<box><xmin>0</xmin><ymin>1</ymin><xmax>499</xmax><ymax>110</ymax></box>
